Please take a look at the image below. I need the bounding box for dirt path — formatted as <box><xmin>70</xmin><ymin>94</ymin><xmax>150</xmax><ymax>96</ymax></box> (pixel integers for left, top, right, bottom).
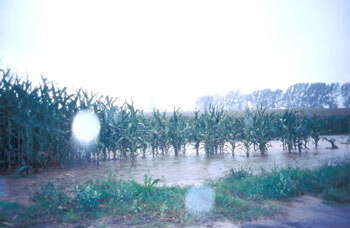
<box><xmin>241</xmin><ymin>195</ymin><xmax>350</xmax><ymax>228</ymax></box>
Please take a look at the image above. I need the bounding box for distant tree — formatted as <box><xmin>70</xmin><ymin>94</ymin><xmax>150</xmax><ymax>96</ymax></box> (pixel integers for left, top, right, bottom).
<box><xmin>283</xmin><ymin>83</ymin><xmax>339</xmax><ymax>109</ymax></box>
<box><xmin>196</xmin><ymin>95</ymin><xmax>214</xmax><ymax>111</ymax></box>
<box><xmin>304</xmin><ymin>83</ymin><xmax>339</xmax><ymax>108</ymax></box>
<box><xmin>225</xmin><ymin>90</ymin><xmax>240</xmax><ymax>110</ymax></box>
<box><xmin>224</xmin><ymin>90</ymin><xmax>247</xmax><ymax>110</ymax></box>
<box><xmin>196</xmin><ymin>82</ymin><xmax>343</xmax><ymax>111</ymax></box>
<box><xmin>196</xmin><ymin>94</ymin><xmax>225</xmax><ymax>111</ymax></box>
<box><xmin>324</xmin><ymin>83</ymin><xmax>340</xmax><ymax>108</ymax></box>
<box><xmin>341</xmin><ymin>82</ymin><xmax>350</xmax><ymax>108</ymax></box>
<box><xmin>249</xmin><ymin>89</ymin><xmax>283</xmax><ymax>109</ymax></box>
<box><xmin>304</xmin><ymin>83</ymin><xmax>325</xmax><ymax>108</ymax></box>
<box><xmin>270</xmin><ymin>89</ymin><xmax>284</xmax><ymax>109</ymax></box>
<box><xmin>250</xmin><ymin>90</ymin><xmax>265</xmax><ymax>108</ymax></box>
<box><xmin>283</xmin><ymin>83</ymin><xmax>309</xmax><ymax>108</ymax></box>
<box><xmin>213</xmin><ymin>94</ymin><xmax>225</xmax><ymax>108</ymax></box>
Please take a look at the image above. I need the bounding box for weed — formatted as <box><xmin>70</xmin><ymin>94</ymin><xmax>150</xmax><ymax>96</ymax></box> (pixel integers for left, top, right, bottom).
<box><xmin>321</xmin><ymin>187</ymin><xmax>350</xmax><ymax>203</ymax></box>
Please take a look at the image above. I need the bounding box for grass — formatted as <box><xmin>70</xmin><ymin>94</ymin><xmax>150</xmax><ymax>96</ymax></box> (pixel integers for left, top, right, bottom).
<box><xmin>1</xmin><ymin>159</ymin><xmax>350</xmax><ymax>227</ymax></box>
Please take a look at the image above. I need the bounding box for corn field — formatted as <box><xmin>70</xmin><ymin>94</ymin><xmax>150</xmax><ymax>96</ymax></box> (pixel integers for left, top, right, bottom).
<box><xmin>1</xmin><ymin>69</ymin><xmax>350</xmax><ymax>173</ymax></box>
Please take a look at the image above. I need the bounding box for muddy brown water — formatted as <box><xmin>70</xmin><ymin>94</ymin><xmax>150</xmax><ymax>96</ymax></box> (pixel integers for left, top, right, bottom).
<box><xmin>1</xmin><ymin>135</ymin><xmax>350</xmax><ymax>205</ymax></box>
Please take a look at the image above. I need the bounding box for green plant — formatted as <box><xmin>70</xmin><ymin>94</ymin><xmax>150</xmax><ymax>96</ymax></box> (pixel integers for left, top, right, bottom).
<box><xmin>189</xmin><ymin>110</ymin><xmax>203</xmax><ymax>155</ymax></box>
<box><xmin>167</xmin><ymin>109</ymin><xmax>187</xmax><ymax>156</ymax></box>
<box><xmin>223</xmin><ymin>115</ymin><xmax>242</xmax><ymax>156</ymax></box>
<box><xmin>250</xmin><ymin>107</ymin><xmax>274</xmax><ymax>155</ymax></box>
<box><xmin>241</xmin><ymin>109</ymin><xmax>254</xmax><ymax>156</ymax></box>
<box><xmin>76</xmin><ymin>183</ymin><xmax>102</xmax><ymax>213</ymax></box>
<box><xmin>278</xmin><ymin>110</ymin><xmax>300</xmax><ymax>153</ymax></box>
<box><xmin>32</xmin><ymin>181</ymin><xmax>71</xmax><ymax>216</ymax></box>
<box><xmin>310</xmin><ymin>114</ymin><xmax>322</xmax><ymax>149</ymax></box>
<box><xmin>200</xmin><ymin>106</ymin><xmax>226</xmax><ymax>157</ymax></box>
<box><xmin>321</xmin><ymin>187</ymin><xmax>350</xmax><ymax>203</ymax></box>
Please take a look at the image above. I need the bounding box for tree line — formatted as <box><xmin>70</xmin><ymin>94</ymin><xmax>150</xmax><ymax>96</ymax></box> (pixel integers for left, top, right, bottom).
<box><xmin>196</xmin><ymin>82</ymin><xmax>350</xmax><ymax>110</ymax></box>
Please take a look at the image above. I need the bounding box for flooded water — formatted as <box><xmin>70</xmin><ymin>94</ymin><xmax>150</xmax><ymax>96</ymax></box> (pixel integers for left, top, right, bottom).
<box><xmin>2</xmin><ymin>135</ymin><xmax>350</xmax><ymax>205</ymax></box>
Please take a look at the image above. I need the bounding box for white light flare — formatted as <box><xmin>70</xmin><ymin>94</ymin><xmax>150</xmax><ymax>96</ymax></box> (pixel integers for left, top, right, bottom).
<box><xmin>72</xmin><ymin>110</ymin><xmax>101</xmax><ymax>145</ymax></box>
<box><xmin>185</xmin><ymin>184</ymin><xmax>215</xmax><ymax>215</ymax></box>
<box><xmin>0</xmin><ymin>176</ymin><xmax>9</xmax><ymax>200</ymax></box>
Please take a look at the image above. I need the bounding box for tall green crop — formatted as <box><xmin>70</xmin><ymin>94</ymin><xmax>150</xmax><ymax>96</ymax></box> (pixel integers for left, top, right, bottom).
<box><xmin>250</xmin><ymin>107</ymin><xmax>274</xmax><ymax>155</ymax></box>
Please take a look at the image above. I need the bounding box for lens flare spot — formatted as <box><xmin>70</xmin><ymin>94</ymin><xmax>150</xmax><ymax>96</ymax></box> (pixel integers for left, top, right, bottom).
<box><xmin>0</xmin><ymin>177</ymin><xmax>9</xmax><ymax>200</ymax></box>
<box><xmin>72</xmin><ymin>110</ymin><xmax>101</xmax><ymax>144</ymax></box>
<box><xmin>185</xmin><ymin>185</ymin><xmax>215</xmax><ymax>215</ymax></box>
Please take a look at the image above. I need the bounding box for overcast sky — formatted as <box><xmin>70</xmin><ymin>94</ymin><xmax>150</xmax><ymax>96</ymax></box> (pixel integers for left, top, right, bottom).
<box><xmin>0</xmin><ymin>0</ymin><xmax>349</xmax><ymax>111</ymax></box>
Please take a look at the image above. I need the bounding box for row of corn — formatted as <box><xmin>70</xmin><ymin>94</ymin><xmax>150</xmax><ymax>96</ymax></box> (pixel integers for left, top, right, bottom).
<box><xmin>1</xmin><ymin>69</ymin><xmax>349</xmax><ymax>172</ymax></box>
